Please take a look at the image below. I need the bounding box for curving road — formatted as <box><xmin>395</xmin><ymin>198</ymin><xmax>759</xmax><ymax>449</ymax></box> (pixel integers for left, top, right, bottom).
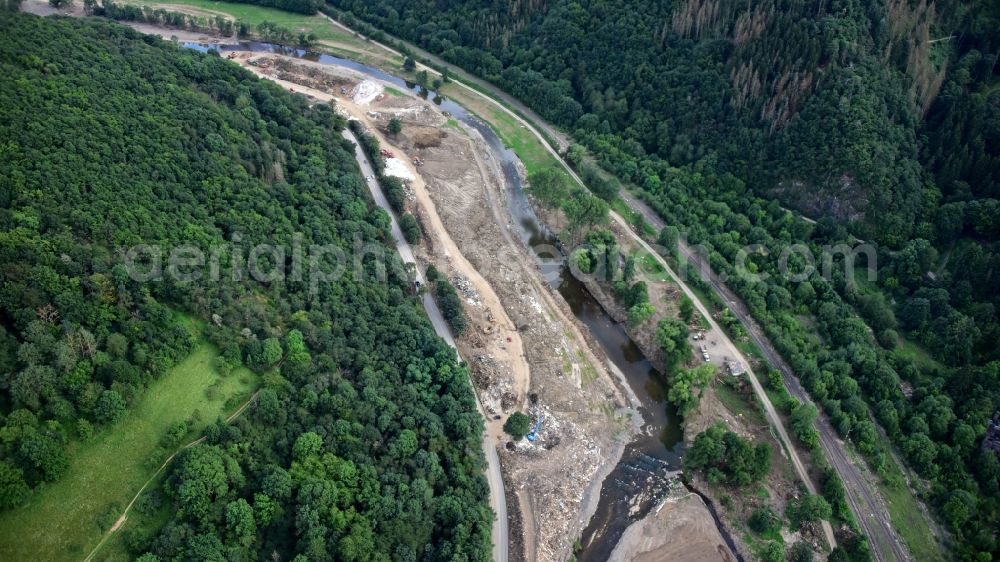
<box><xmin>343</xmin><ymin>128</ymin><xmax>509</xmax><ymax>562</ymax></box>
<box><xmin>618</xmin><ymin>190</ymin><xmax>909</xmax><ymax>562</ymax></box>
<box><xmin>320</xmin><ymin>19</ymin><xmax>847</xmax><ymax>554</ymax></box>
<box><xmin>301</xmin><ymin>12</ymin><xmax>909</xmax><ymax>558</ymax></box>
<box><xmin>329</xmin><ymin>16</ymin><xmax>908</xmax><ymax>552</ymax></box>
<box><xmin>608</xmin><ymin>212</ymin><xmax>838</xmax><ymax>550</ymax></box>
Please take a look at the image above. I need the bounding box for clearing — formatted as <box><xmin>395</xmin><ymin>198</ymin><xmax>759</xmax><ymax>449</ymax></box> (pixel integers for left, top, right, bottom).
<box><xmin>0</xmin><ymin>342</ymin><xmax>258</xmax><ymax>561</ymax></box>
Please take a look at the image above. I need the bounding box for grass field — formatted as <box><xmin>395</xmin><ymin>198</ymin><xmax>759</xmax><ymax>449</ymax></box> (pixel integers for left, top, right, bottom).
<box><xmin>129</xmin><ymin>0</ymin><xmax>354</xmax><ymax>42</ymax></box>
<box><xmin>872</xmin><ymin>439</ymin><xmax>948</xmax><ymax>562</ymax></box>
<box><xmin>895</xmin><ymin>337</ymin><xmax>945</xmax><ymax>375</ymax></box>
<box><xmin>441</xmin><ymin>86</ymin><xmax>559</xmax><ymax>176</ymax></box>
<box><xmin>0</xmin><ymin>343</ymin><xmax>258</xmax><ymax>561</ymax></box>
<box><xmin>100</xmin><ymin>5</ymin><xmax>949</xmax><ymax>557</ymax></box>
<box><xmin>715</xmin><ymin>380</ymin><xmax>768</xmax><ymax>428</ymax></box>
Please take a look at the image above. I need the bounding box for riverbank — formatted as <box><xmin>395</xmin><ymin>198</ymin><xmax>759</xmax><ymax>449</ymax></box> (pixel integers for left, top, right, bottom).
<box><xmin>15</xmin><ymin>7</ymin><xmax>810</xmax><ymax>561</ymax></box>
<box><xmin>225</xmin><ymin>48</ymin><xmax>644</xmax><ymax>561</ymax></box>
<box><xmin>609</xmin><ymin>491</ymin><xmax>737</xmax><ymax>562</ymax></box>
<box><xmin>526</xmin><ymin>195</ymin><xmax>837</xmax><ymax>561</ymax></box>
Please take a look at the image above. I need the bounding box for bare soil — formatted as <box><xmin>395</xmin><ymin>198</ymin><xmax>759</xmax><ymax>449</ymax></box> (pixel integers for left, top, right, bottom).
<box><xmin>544</xmin><ymin>210</ymin><xmax>826</xmax><ymax>560</ymax></box>
<box><xmin>609</xmin><ymin>491</ymin><xmax>737</xmax><ymax>562</ymax></box>
<box><xmin>237</xmin><ymin>55</ymin><xmax>641</xmax><ymax>562</ymax></box>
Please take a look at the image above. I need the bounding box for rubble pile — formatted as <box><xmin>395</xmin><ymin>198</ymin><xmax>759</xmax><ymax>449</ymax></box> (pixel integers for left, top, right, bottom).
<box><xmin>451</xmin><ymin>273</ymin><xmax>482</xmax><ymax>307</ymax></box>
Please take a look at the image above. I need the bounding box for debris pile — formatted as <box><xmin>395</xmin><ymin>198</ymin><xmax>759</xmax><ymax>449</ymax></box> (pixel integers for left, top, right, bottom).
<box><xmin>471</xmin><ymin>354</ymin><xmax>516</xmax><ymax>414</ymax></box>
<box><xmin>451</xmin><ymin>273</ymin><xmax>482</xmax><ymax>307</ymax></box>
<box><xmin>352</xmin><ymin>80</ymin><xmax>382</xmax><ymax>105</ymax></box>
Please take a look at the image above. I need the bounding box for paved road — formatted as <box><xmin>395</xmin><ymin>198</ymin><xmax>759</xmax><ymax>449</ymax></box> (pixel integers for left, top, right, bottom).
<box><xmin>343</xmin><ymin>129</ymin><xmax>509</xmax><ymax>562</ymax></box>
<box><xmin>609</xmin><ymin>213</ymin><xmax>838</xmax><ymax>550</ymax></box>
<box><xmin>301</xmin><ymin>14</ymin><xmax>902</xmax><ymax>559</ymax></box>
<box><xmin>618</xmin><ymin>190</ymin><xmax>909</xmax><ymax>562</ymax></box>
<box><xmin>323</xmin><ymin>21</ymin><xmax>846</xmax><ymax>552</ymax></box>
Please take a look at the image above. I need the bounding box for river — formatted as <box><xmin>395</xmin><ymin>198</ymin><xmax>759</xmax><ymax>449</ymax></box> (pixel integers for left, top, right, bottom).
<box><xmin>182</xmin><ymin>39</ymin><xmax>738</xmax><ymax>560</ymax></box>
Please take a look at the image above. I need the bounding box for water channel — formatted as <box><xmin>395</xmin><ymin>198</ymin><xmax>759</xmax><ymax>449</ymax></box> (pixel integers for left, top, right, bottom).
<box><xmin>183</xmin><ymin>40</ymin><xmax>739</xmax><ymax>560</ymax></box>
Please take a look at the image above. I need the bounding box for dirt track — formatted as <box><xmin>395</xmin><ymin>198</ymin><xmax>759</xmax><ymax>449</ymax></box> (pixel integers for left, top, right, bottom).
<box><xmin>372</xmin><ymin>97</ymin><xmax>638</xmax><ymax>562</ymax></box>
<box><xmin>17</xmin><ymin>7</ymin><xmax>827</xmax><ymax>557</ymax></box>
<box><xmin>228</xmin><ymin>54</ymin><xmax>642</xmax><ymax>562</ymax></box>
<box><xmin>618</xmin><ymin>190</ymin><xmax>911</xmax><ymax>561</ymax></box>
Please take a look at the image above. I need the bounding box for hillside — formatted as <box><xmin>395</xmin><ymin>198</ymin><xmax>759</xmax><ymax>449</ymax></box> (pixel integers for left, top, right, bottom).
<box><xmin>331</xmin><ymin>0</ymin><xmax>1000</xmax><ymax>559</ymax></box>
<box><xmin>0</xmin><ymin>12</ymin><xmax>491</xmax><ymax>560</ymax></box>
<box><xmin>336</xmin><ymin>0</ymin><xmax>996</xmax><ymax>240</ymax></box>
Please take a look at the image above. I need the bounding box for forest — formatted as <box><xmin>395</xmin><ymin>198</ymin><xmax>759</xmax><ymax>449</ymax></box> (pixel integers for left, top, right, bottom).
<box><xmin>0</xmin><ymin>13</ymin><xmax>491</xmax><ymax>560</ymax></box>
<box><xmin>330</xmin><ymin>0</ymin><xmax>1000</xmax><ymax>558</ymax></box>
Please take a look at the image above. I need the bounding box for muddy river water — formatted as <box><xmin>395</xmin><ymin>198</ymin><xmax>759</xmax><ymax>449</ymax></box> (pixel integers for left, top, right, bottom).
<box><xmin>184</xmin><ymin>40</ymin><xmax>739</xmax><ymax>560</ymax></box>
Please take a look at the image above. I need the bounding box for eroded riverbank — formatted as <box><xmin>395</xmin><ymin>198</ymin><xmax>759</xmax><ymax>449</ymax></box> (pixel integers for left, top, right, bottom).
<box><xmin>185</xmin><ymin>38</ymin><xmax>741</xmax><ymax>562</ymax></box>
<box><xmin>21</xmin><ymin>8</ymin><xmax>748</xmax><ymax>558</ymax></box>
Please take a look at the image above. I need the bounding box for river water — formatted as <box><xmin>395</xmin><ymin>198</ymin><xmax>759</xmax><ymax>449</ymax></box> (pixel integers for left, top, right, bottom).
<box><xmin>182</xmin><ymin>39</ymin><xmax>741</xmax><ymax>560</ymax></box>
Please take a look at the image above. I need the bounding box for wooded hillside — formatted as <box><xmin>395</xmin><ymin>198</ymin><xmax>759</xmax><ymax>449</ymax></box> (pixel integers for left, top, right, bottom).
<box><xmin>0</xmin><ymin>13</ymin><xmax>491</xmax><ymax>560</ymax></box>
<box><xmin>332</xmin><ymin>0</ymin><xmax>1000</xmax><ymax>558</ymax></box>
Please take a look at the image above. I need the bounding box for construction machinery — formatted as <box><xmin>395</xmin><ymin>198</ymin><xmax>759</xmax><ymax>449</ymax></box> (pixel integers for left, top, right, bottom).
<box><xmin>380</xmin><ymin>148</ymin><xmax>394</xmax><ymax>158</ymax></box>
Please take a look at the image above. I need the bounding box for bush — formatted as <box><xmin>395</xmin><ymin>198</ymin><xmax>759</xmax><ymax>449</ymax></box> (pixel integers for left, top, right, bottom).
<box><xmin>790</xmin><ymin>542</ymin><xmax>815</xmax><ymax>562</ymax></box>
<box><xmin>160</xmin><ymin>421</ymin><xmax>188</xmax><ymax>450</ymax></box>
<box><xmin>400</xmin><ymin>213</ymin><xmax>422</xmax><ymax>244</ymax></box>
<box><xmin>755</xmin><ymin>540</ymin><xmax>784</xmax><ymax>562</ymax></box>
<box><xmin>503</xmin><ymin>412</ymin><xmax>531</xmax><ymax>439</ymax></box>
<box><xmin>628</xmin><ymin>303</ymin><xmax>656</xmax><ymax>326</ymax></box>
<box><xmin>425</xmin><ymin>264</ymin><xmax>441</xmax><ymax>283</ymax></box>
<box><xmin>76</xmin><ymin>418</ymin><xmax>94</xmax><ymax>441</ymax></box>
<box><xmin>678</xmin><ymin>296</ymin><xmax>694</xmax><ymax>323</ymax></box>
<box><xmin>748</xmin><ymin>506</ymin><xmax>782</xmax><ymax>536</ymax></box>
<box><xmin>382</xmin><ymin>175</ymin><xmax>406</xmax><ymax>213</ymax></box>
<box><xmin>387</xmin><ymin>117</ymin><xmax>402</xmax><ymax>136</ymax></box>
<box><xmin>685</xmin><ymin>423</ymin><xmax>771</xmax><ymax>485</ymax></box>
<box><xmin>94</xmin><ymin>389</ymin><xmax>127</xmax><ymax>425</ymax></box>
<box><xmin>0</xmin><ymin>462</ymin><xmax>29</xmax><ymax>509</ymax></box>
<box><xmin>434</xmin><ymin>277</ymin><xmax>467</xmax><ymax>334</ymax></box>
<box><xmin>786</xmin><ymin>494</ymin><xmax>832</xmax><ymax>529</ymax></box>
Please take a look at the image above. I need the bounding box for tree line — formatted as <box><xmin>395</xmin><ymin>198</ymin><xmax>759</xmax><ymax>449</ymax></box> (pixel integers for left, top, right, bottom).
<box><xmin>332</xmin><ymin>0</ymin><xmax>1000</xmax><ymax>557</ymax></box>
<box><xmin>0</xmin><ymin>13</ymin><xmax>491</xmax><ymax>560</ymax></box>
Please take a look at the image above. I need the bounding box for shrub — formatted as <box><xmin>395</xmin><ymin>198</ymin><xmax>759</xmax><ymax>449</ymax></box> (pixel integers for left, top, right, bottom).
<box><xmin>748</xmin><ymin>506</ymin><xmax>782</xmax><ymax>536</ymax></box>
<box><xmin>400</xmin><ymin>213</ymin><xmax>422</xmax><ymax>244</ymax></box>
<box><xmin>503</xmin><ymin>412</ymin><xmax>531</xmax><ymax>439</ymax></box>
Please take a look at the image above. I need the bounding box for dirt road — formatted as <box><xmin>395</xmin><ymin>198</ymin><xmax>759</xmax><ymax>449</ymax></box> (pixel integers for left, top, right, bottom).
<box><xmin>319</xmin><ymin>12</ymin><xmax>570</xmax><ymax>152</ymax></box>
<box><xmin>609</xmin><ymin>213</ymin><xmax>837</xmax><ymax>550</ymax></box>
<box><xmin>208</xmin><ymin>53</ymin><xmax>513</xmax><ymax>562</ymax></box>
<box><xmin>308</xmin><ymin>17</ymin><xmax>849</xmax><ymax>554</ymax></box>
<box><xmin>618</xmin><ymin>190</ymin><xmax>910</xmax><ymax>561</ymax></box>
<box><xmin>331</xmin><ymin>16</ymin><xmax>891</xmax><ymax>551</ymax></box>
<box><xmin>82</xmin><ymin>390</ymin><xmax>261</xmax><ymax>562</ymax></box>
<box><xmin>344</xmin><ymin>126</ymin><xmax>510</xmax><ymax>562</ymax></box>
<box><xmin>344</xmin><ymin>22</ymin><xmax>838</xmax><ymax>545</ymax></box>
<box><xmin>221</xmin><ymin>50</ymin><xmax>636</xmax><ymax>562</ymax></box>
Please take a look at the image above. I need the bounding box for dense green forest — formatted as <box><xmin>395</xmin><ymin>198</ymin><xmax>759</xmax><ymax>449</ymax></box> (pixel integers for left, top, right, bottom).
<box><xmin>0</xmin><ymin>13</ymin><xmax>491</xmax><ymax>560</ymax></box>
<box><xmin>331</xmin><ymin>0</ymin><xmax>1000</xmax><ymax>558</ymax></box>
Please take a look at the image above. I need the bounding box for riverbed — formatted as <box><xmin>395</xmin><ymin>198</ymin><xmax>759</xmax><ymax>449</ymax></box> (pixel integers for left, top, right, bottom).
<box><xmin>179</xmin><ymin>38</ymin><xmax>740</xmax><ymax>560</ymax></box>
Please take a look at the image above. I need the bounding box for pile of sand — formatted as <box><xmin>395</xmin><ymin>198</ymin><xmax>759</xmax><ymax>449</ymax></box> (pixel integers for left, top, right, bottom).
<box><xmin>384</xmin><ymin>157</ymin><xmax>415</xmax><ymax>180</ymax></box>
<box><xmin>352</xmin><ymin>80</ymin><xmax>382</xmax><ymax>105</ymax></box>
